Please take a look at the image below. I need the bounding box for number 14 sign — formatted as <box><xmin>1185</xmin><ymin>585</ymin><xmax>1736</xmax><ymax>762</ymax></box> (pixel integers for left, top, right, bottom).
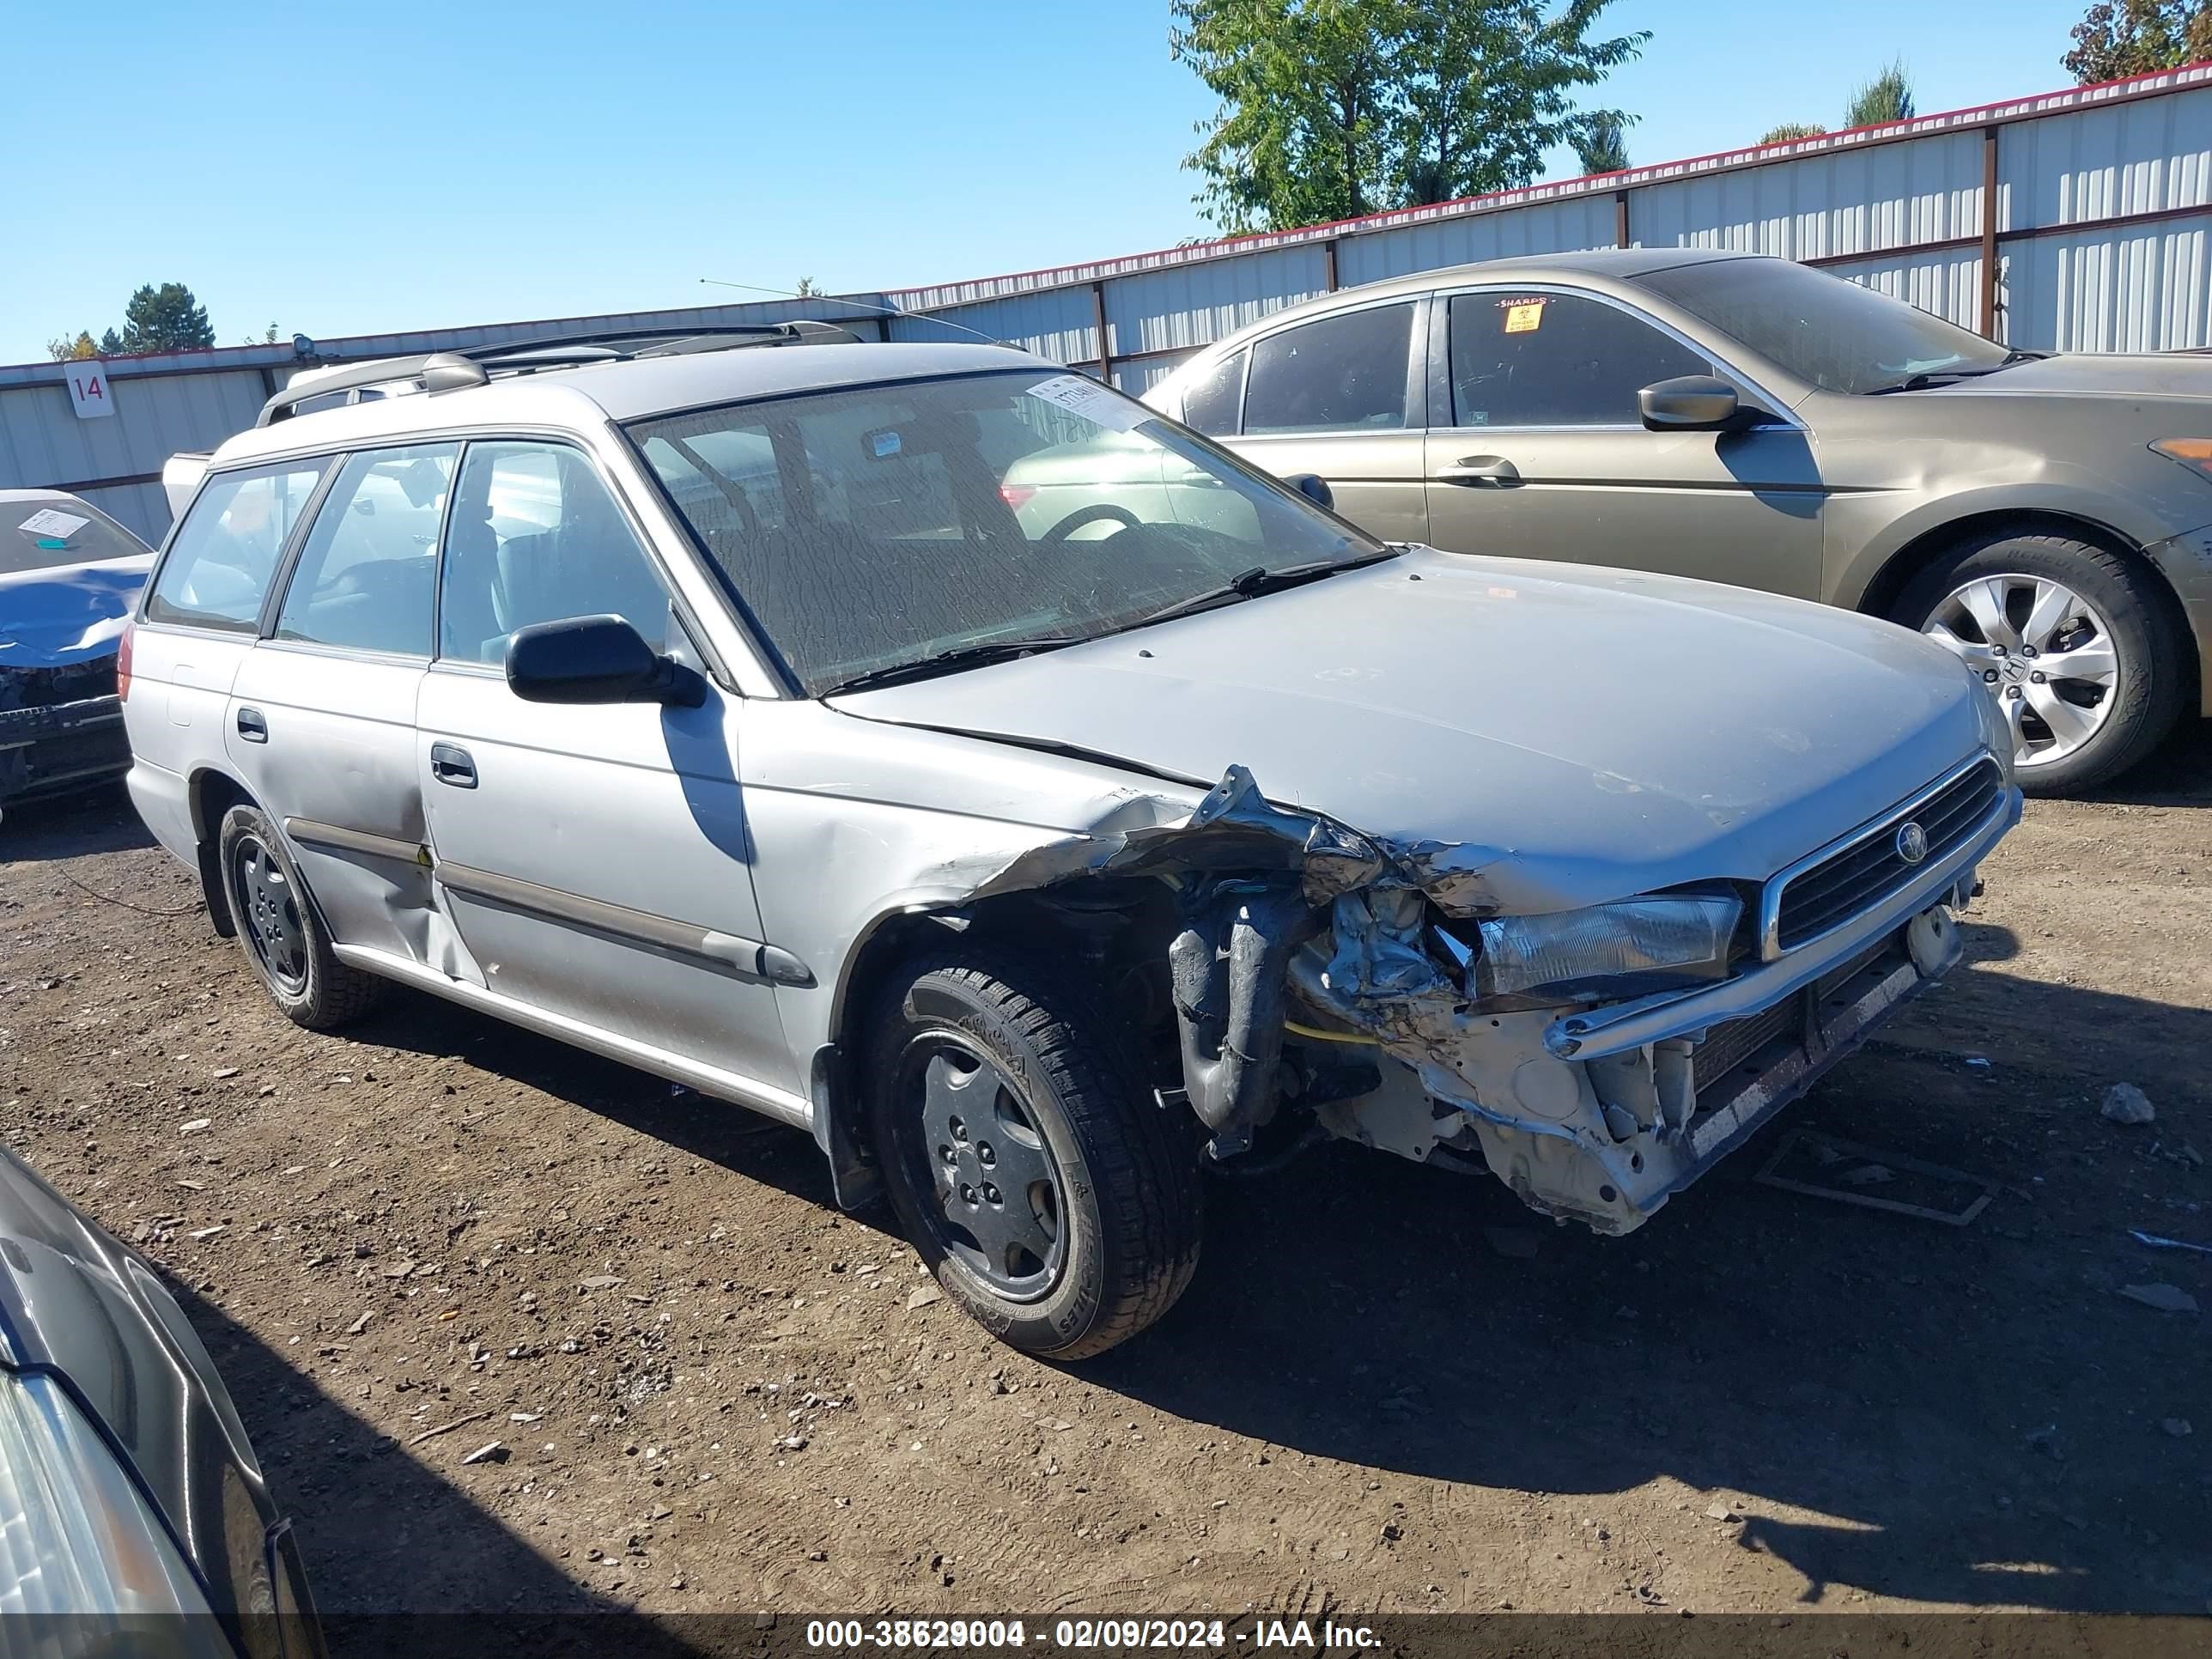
<box><xmin>65</xmin><ymin>362</ymin><xmax>116</xmax><ymax>420</ymax></box>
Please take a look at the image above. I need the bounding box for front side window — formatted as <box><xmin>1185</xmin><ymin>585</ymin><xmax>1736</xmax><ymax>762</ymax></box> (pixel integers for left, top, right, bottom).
<box><xmin>274</xmin><ymin>444</ymin><xmax>456</xmax><ymax>656</ymax></box>
<box><xmin>1243</xmin><ymin>304</ymin><xmax>1414</xmax><ymax>434</ymax></box>
<box><xmin>1178</xmin><ymin>349</ymin><xmax>1247</xmax><ymax>436</ymax></box>
<box><xmin>1635</xmin><ymin>257</ymin><xmax>2010</xmax><ymax>394</ymax></box>
<box><xmin>629</xmin><ymin>368</ymin><xmax>1386</xmax><ymax>696</ymax></box>
<box><xmin>143</xmin><ymin>461</ymin><xmax>329</xmax><ymax>631</ymax></box>
<box><xmin>439</xmin><ymin>442</ymin><xmax>672</xmax><ymax>665</ymax></box>
<box><xmin>1449</xmin><ymin>292</ymin><xmax>1709</xmax><ymax>428</ymax></box>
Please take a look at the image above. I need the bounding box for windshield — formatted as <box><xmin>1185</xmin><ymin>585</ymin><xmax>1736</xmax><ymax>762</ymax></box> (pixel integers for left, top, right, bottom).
<box><xmin>1636</xmin><ymin>258</ymin><xmax>2009</xmax><ymax>395</ymax></box>
<box><xmin>5</xmin><ymin>498</ymin><xmax>149</xmax><ymax>576</ymax></box>
<box><xmin>629</xmin><ymin>368</ymin><xmax>1385</xmax><ymax>695</ymax></box>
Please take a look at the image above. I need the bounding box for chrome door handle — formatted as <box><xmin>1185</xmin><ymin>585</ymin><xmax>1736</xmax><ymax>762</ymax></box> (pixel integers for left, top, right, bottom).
<box><xmin>1435</xmin><ymin>456</ymin><xmax>1521</xmax><ymax>487</ymax></box>
<box><xmin>429</xmin><ymin>742</ymin><xmax>477</xmax><ymax>788</ymax></box>
<box><xmin>235</xmin><ymin>707</ymin><xmax>268</xmax><ymax>743</ymax></box>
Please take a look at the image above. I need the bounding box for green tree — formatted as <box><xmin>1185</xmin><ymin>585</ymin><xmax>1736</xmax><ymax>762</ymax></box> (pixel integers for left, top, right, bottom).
<box><xmin>1844</xmin><ymin>58</ymin><xmax>1914</xmax><ymax>127</ymax></box>
<box><xmin>1170</xmin><ymin>0</ymin><xmax>1648</xmax><ymax>232</ymax></box>
<box><xmin>98</xmin><ymin>328</ymin><xmax>124</xmax><ymax>356</ymax></box>
<box><xmin>241</xmin><ymin>322</ymin><xmax>281</xmax><ymax>345</ymax></box>
<box><xmin>46</xmin><ymin>331</ymin><xmax>99</xmax><ymax>362</ymax></box>
<box><xmin>794</xmin><ymin>276</ymin><xmax>820</xmax><ymax>297</ymax></box>
<box><xmin>1572</xmin><ymin>113</ymin><xmax>1628</xmax><ymax>173</ymax></box>
<box><xmin>1759</xmin><ymin>120</ymin><xmax>1827</xmax><ymax>143</ymax></box>
<box><xmin>2063</xmin><ymin>0</ymin><xmax>2212</xmax><ymax>82</ymax></box>
<box><xmin>112</xmin><ymin>283</ymin><xmax>215</xmax><ymax>354</ymax></box>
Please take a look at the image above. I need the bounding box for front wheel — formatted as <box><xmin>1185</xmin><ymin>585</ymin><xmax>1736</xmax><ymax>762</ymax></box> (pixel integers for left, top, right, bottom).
<box><xmin>863</xmin><ymin>948</ymin><xmax>1200</xmax><ymax>1358</ymax></box>
<box><xmin>1894</xmin><ymin>532</ymin><xmax>2187</xmax><ymax>794</ymax></box>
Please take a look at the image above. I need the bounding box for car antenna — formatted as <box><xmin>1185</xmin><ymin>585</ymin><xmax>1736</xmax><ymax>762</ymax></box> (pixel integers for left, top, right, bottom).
<box><xmin>697</xmin><ymin>277</ymin><xmax>1013</xmax><ymax>348</ymax></box>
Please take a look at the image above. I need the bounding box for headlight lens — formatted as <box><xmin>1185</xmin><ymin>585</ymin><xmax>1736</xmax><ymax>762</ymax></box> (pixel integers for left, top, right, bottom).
<box><xmin>0</xmin><ymin>1367</ymin><xmax>226</xmax><ymax>1641</ymax></box>
<box><xmin>1475</xmin><ymin>895</ymin><xmax>1741</xmax><ymax>1000</ymax></box>
<box><xmin>2150</xmin><ymin>437</ymin><xmax>2212</xmax><ymax>483</ymax></box>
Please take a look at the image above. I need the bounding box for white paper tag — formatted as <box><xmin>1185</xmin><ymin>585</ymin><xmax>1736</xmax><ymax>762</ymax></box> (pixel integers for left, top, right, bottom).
<box><xmin>18</xmin><ymin>507</ymin><xmax>89</xmax><ymax>541</ymax></box>
<box><xmin>1024</xmin><ymin>374</ymin><xmax>1146</xmax><ymax>432</ymax></box>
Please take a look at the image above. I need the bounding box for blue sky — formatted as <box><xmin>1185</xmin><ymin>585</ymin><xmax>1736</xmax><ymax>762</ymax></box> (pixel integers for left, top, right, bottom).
<box><xmin>5</xmin><ymin>0</ymin><xmax>2090</xmax><ymax>364</ymax></box>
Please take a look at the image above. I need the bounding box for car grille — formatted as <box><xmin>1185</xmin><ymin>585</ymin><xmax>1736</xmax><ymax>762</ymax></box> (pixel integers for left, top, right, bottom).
<box><xmin>0</xmin><ymin>657</ymin><xmax>118</xmax><ymax>712</ymax></box>
<box><xmin>1692</xmin><ymin>1000</ymin><xmax>1797</xmax><ymax>1094</ymax></box>
<box><xmin>1771</xmin><ymin>758</ymin><xmax>2003</xmax><ymax>952</ymax></box>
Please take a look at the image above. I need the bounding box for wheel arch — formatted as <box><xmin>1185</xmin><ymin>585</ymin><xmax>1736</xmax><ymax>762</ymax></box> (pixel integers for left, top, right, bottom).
<box><xmin>1851</xmin><ymin>508</ymin><xmax>2201</xmax><ymax>703</ymax></box>
<box><xmin>185</xmin><ymin>767</ymin><xmax>258</xmax><ymax>938</ymax></box>
<box><xmin>809</xmin><ymin>880</ymin><xmax>1179</xmax><ymax>1211</ymax></box>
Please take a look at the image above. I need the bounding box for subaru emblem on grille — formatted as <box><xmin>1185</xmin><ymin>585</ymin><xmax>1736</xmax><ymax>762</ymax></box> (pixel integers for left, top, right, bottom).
<box><xmin>1895</xmin><ymin>821</ymin><xmax>1929</xmax><ymax>865</ymax></box>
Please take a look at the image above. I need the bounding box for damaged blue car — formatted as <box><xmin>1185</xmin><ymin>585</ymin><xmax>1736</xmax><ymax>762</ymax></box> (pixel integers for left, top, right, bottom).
<box><xmin>0</xmin><ymin>489</ymin><xmax>155</xmax><ymax>820</ymax></box>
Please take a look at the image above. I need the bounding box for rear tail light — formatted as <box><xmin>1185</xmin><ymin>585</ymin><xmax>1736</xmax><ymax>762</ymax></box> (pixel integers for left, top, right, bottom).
<box><xmin>116</xmin><ymin>621</ymin><xmax>134</xmax><ymax>702</ymax></box>
<box><xmin>1000</xmin><ymin>484</ymin><xmax>1036</xmax><ymax>509</ymax></box>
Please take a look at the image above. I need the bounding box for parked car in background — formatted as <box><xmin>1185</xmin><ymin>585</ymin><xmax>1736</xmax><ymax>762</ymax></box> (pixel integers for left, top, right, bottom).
<box><xmin>1147</xmin><ymin>249</ymin><xmax>2212</xmax><ymax>793</ymax></box>
<box><xmin>0</xmin><ymin>489</ymin><xmax>155</xmax><ymax>821</ymax></box>
<box><xmin>0</xmin><ymin>1145</ymin><xmax>320</xmax><ymax>1652</ymax></box>
<box><xmin>125</xmin><ymin>331</ymin><xmax>2016</xmax><ymax>1358</ymax></box>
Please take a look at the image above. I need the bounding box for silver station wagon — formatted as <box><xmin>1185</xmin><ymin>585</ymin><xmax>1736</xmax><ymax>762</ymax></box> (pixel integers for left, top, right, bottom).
<box><xmin>123</xmin><ymin>330</ymin><xmax>2021</xmax><ymax>1356</ymax></box>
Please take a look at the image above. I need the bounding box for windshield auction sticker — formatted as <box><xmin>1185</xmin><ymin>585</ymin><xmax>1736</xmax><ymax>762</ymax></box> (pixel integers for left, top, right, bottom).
<box><xmin>1024</xmin><ymin>374</ymin><xmax>1146</xmax><ymax>431</ymax></box>
<box><xmin>16</xmin><ymin>507</ymin><xmax>88</xmax><ymax>542</ymax></box>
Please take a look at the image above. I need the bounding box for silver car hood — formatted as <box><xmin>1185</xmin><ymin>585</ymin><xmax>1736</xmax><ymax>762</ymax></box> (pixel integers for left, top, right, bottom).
<box><xmin>1930</xmin><ymin>351</ymin><xmax>2212</xmax><ymax>402</ymax></box>
<box><xmin>830</xmin><ymin>549</ymin><xmax>1990</xmax><ymax>915</ymax></box>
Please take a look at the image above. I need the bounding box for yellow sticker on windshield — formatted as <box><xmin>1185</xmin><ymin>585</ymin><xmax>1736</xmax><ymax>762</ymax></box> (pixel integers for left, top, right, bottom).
<box><xmin>1504</xmin><ymin>301</ymin><xmax>1546</xmax><ymax>334</ymax></box>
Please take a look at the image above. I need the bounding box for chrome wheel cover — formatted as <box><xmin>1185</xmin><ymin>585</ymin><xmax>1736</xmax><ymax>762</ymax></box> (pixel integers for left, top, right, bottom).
<box><xmin>1922</xmin><ymin>574</ymin><xmax>2118</xmax><ymax>769</ymax></box>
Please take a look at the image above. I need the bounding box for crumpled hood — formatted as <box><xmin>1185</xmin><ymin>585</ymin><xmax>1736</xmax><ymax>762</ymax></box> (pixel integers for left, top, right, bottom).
<box><xmin>830</xmin><ymin>549</ymin><xmax>1992</xmax><ymax>914</ymax></box>
<box><xmin>0</xmin><ymin>556</ymin><xmax>152</xmax><ymax>668</ymax></box>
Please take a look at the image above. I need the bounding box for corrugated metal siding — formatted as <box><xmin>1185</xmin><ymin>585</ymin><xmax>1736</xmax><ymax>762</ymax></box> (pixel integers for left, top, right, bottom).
<box><xmin>1820</xmin><ymin>247</ymin><xmax>1987</xmax><ymax>331</ymax></box>
<box><xmin>1337</xmin><ymin>195</ymin><xmax>1616</xmax><ymax>284</ymax></box>
<box><xmin>1105</xmin><ymin>246</ymin><xmax>1329</xmax><ymax>356</ymax></box>
<box><xmin>0</xmin><ymin>368</ymin><xmax>271</xmax><ymax>543</ymax></box>
<box><xmin>884</xmin><ymin>289</ymin><xmax>1099</xmax><ymax>363</ymax></box>
<box><xmin>1113</xmin><ymin>350</ymin><xmax>1199</xmax><ymax>396</ymax></box>
<box><xmin>6</xmin><ymin>68</ymin><xmax>2210</xmax><ymax>536</ymax></box>
<box><xmin>2007</xmin><ymin>211</ymin><xmax>2212</xmax><ymax>351</ymax></box>
<box><xmin>1633</xmin><ymin>132</ymin><xmax>1984</xmax><ymax>259</ymax></box>
<box><xmin>2000</xmin><ymin>84</ymin><xmax>2212</xmax><ymax>229</ymax></box>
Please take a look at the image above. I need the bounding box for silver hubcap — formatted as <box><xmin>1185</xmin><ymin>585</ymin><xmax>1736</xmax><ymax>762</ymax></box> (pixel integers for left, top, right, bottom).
<box><xmin>1922</xmin><ymin>574</ymin><xmax>2118</xmax><ymax>769</ymax></box>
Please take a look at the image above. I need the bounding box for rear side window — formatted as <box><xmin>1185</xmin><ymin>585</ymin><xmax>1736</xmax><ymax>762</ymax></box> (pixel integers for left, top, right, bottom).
<box><xmin>1448</xmin><ymin>292</ymin><xmax>1709</xmax><ymax>428</ymax></box>
<box><xmin>438</xmin><ymin>442</ymin><xmax>672</xmax><ymax>665</ymax></box>
<box><xmin>143</xmin><ymin>462</ymin><xmax>329</xmax><ymax>631</ymax></box>
<box><xmin>274</xmin><ymin>444</ymin><xmax>457</xmax><ymax>656</ymax></box>
<box><xmin>1178</xmin><ymin>349</ymin><xmax>1247</xmax><ymax>436</ymax></box>
<box><xmin>1243</xmin><ymin>304</ymin><xmax>1414</xmax><ymax>435</ymax></box>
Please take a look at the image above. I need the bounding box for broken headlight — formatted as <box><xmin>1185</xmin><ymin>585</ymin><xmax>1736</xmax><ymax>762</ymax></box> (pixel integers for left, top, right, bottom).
<box><xmin>1474</xmin><ymin>895</ymin><xmax>1741</xmax><ymax>1000</ymax></box>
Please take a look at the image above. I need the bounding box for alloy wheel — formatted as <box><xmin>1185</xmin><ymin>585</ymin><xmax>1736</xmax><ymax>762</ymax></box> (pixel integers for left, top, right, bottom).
<box><xmin>1921</xmin><ymin>574</ymin><xmax>2118</xmax><ymax>769</ymax></box>
<box><xmin>905</xmin><ymin>1036</ymin><xmax>1067</xmax><ymax>1301</ymax></box>
<box><xmin>230</xmin><ymin>836</ymin><xmax>309</xmax><ymax>995</ymax></box>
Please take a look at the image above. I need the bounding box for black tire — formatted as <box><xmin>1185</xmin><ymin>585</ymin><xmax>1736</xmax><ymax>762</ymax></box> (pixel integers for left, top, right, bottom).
<box><xmin>216</xmin><ymin>803</ymin><xmax>386</xmax><ymax>1030</ymax></box>
<box><xmin>1892</xmin><ymin>531</ymin><xmax>2189</xmax><ymax>795</ymax></box>
<box><xmin>863</xmin><ymin>947</ymin><xmax>1200</xmax><ymax>1359</ymax></box>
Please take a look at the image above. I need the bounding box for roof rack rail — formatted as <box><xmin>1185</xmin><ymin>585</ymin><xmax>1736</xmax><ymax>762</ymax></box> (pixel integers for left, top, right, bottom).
<box><xmin>255</xmin><ymin>320</ymin><xmax>865</xmax><ymax>426</ymax></box>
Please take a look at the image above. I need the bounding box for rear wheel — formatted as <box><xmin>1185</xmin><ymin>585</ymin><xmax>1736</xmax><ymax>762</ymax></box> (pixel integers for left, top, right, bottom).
<box><xmin>217</xmin><ymin>804</ymin><xmax>385</xmax><ymax>1030</ymax></box>
<box><xmin>864</xmin><ymin>948</ymin><xmax>1200</xmax><ymax>1358</ymax></box>
<box><xmin>1895</xmin><ymin>532</ymin><xmax>2186</xmax><ymax>794</ymax></box>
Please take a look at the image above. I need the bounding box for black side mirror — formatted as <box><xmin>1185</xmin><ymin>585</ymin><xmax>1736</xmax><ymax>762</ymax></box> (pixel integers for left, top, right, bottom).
<box><xmin>505</xmin><ymin>615</ymin><xmax>705</xmax><ymax>707</ymax></box>
<box><xmin>1283</xmin><ymin>472</ymin><xmax>1335</xmax><ymax>510</ymax></box>
<box><xmin>1638</xmin><ymin>374</ymin><xmax>1747</xmax><ymax>432</ymax></box>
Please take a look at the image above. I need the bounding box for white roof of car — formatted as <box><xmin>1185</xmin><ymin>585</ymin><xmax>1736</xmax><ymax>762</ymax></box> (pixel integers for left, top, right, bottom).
<box><xmin>205</xmin><ymin>342</ymin><xmax>1054</xmax><ymax>471</ymax></box>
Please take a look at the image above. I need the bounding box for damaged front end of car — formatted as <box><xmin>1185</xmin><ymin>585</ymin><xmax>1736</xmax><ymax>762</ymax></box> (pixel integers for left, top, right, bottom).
<box><xmin>960</xmin><ymin>756</ymin><xmax>2020</xmax><ymax>1237</ymax></box>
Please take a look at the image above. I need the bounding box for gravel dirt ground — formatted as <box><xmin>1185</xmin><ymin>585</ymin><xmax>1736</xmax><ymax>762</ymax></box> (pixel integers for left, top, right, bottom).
<box><xmin>2</xmin><ymin>736</ymin><xmax>2208</xmax><ymax>1637</ymax></box>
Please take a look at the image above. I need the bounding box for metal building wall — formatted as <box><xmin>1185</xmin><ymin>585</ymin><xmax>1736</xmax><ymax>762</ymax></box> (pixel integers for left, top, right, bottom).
<box><xmin>5</xmin><ymin>64</ymin><xmax>2209</xmax><ymax>544</ymax></box>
